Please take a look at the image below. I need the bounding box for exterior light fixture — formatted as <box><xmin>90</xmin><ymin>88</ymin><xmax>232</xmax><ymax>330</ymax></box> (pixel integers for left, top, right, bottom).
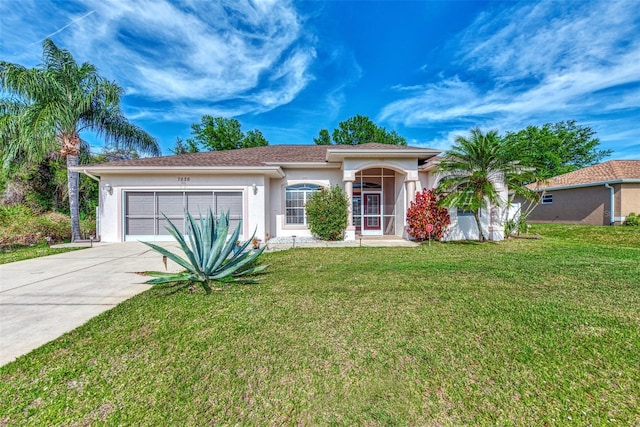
<box><xmin>104</xmin><ymin>183</ymin><xmax>113</xmax><ymax>195</ymax></box>
<box><xmin>252</xmin><ymin>183</ymin><xmax>258</xmax><ymax>195</ymax></box>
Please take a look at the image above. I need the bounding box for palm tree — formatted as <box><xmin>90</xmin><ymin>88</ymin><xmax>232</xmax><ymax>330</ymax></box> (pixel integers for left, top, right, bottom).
<box><xmin>0</xmin><ymin>39</ymin><xmax>160</xmax><ymax>241</ymax></box>
<box><xmin>436</xmin><ymin>127</ymin><xmax>522</xmax><ymax>241</ymax></box>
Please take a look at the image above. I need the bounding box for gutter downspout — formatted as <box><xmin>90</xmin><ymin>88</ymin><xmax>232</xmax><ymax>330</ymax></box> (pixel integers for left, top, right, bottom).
<box><xmin>80</xmin><ymin>169</ymin><xmax>101</xmax><ymax>242</ymax></box>
<box><xmin>604</xmin><ymin>183</ymin><xmax>614</xmax><ymax>225</ymax></box>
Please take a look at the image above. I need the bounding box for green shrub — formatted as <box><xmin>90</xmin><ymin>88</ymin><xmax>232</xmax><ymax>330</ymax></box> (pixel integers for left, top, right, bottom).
<box><xmin>406</xmin><ymin>189</ymin><xmax>451</xmax><ymax>241</ymax></box>
<box><xmin>625</xmin><ymin>212</ymin><xmax>639</xmax><ymax>226</ymax></box>
<box><xmin>305</xmin><ymin>185</ymin><xmax>349</xmax><ymax>241</ymax></box>
<box><xmin>0</xmin><ymin>205</ymin><xmax>95</xmax><ymax>248</ymax></box>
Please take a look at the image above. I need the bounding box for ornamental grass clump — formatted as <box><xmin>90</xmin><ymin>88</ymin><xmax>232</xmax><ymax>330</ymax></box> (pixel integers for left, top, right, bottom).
<box><xmin>143</xmin><ymin>210</ymin><xmax>267</xmax><ymax>294</ymax></box>
<box><xmin>305</xmin><ymin>185</ymin><xmax>349</xmax><ymax>241</ymax></box>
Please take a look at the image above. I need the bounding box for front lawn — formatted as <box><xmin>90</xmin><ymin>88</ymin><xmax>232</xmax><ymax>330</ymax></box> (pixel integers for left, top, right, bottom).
<box><xmin>0</xmin><ymin>244</ymin><xmax>83</xmax><ymax>264</ymax></box>
<box><xmin>1</xmin><ymin>224</ymin><xmax>639</xmax><ymax>425</ymax></box>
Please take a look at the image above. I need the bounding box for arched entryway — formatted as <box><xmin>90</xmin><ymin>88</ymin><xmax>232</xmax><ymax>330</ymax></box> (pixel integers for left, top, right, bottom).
<box><xmin>352</xmin><ymin>168</ymin><xmax>403</xmax><ymax>236</ymax></box>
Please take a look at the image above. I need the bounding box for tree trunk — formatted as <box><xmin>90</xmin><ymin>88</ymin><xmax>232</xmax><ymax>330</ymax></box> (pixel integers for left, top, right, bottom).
<box><xmin>67</xmin><ymin>154</ymin><xmax>82</xmax><ymax>241</ymax></box>
<box><xmin>473</xmin><ymin>210</ymin><xmax>484</xmax><ymax>242</ymax></box>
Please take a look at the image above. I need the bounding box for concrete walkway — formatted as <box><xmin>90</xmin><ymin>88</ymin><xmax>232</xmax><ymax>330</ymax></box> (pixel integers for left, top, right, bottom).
<box><xmin>0</xmin><ymin>242</ymin><xmax>180</xmax><ymax>366</ymax></box>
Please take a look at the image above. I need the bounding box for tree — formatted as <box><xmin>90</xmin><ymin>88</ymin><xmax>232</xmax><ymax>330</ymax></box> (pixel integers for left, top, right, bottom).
<box><xmin>0</xmin><ymin>39</ymin><xmax>159</xmax><ymax>241</ymax></box>
<box><xmin>502</xmin><ymin>120</ymin><xmax>611</xmax><ymax>179</ymax></box>
<box><xmin>243</xmin><ymin>129</ymin><xmax>269</xmax><ymax>148</ymax></box>
<box><xmin>437</xmin><ymin>128</ymin><xmax>524</xmax><ymax>241</ymax></box>
<box><xmin>313</xmin><ymin>129</ymin><xmax>331</xmax><ymax>145</ymax></box>
<box><xmin>171</xmin><ymin>137</ymin><xmax>199</xmax><ymax>155</ymax></box>
<box><xmin>187</xmin><ymin>115</ymin><xmax>269</xmax><ymax>151</ymax></box>
<box><xmin>314</xmin><ymin>114</ymin><xmax>407</xmax><ymax>145</ymax></box>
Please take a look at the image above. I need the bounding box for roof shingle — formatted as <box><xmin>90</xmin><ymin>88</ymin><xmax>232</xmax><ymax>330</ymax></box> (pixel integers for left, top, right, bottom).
<box><xmin>534</xmin><ymin>160</ymin><xmax>640</xmax><ymax>189</ymax></box>
<box><xmin>82</xmin><ymin>143</ymin><xmax>438</xmax><ymax>168</ymax></box>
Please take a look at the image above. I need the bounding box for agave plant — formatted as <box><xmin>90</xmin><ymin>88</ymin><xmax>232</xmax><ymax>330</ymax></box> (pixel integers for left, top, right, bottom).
<box><xmin>142</xmin><ymin>210</ymin><xmax>268</xmax><ymax>294</ymax></box>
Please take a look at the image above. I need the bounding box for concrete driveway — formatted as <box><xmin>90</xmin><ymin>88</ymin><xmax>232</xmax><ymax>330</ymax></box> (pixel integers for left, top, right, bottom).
<box><xmin>0</xmin><ymin>242</ymin><xmax>181</xmax><ymax>366</ymax></box>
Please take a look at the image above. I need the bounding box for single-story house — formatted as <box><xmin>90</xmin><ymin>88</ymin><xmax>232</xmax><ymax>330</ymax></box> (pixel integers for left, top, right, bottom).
<box><xmin>524</xmin><ymin>160</ymin><xmax>640</xmax><ymax>225</ymax></box>
<box><xmin>72</xmin><ymin>143</ymin><xmax>508</xmax><ymax>242</ymax></box>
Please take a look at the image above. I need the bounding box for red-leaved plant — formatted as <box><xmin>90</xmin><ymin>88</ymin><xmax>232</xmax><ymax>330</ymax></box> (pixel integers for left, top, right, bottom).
<box><xmin>406</xmin><ymin>189</ymin><xmax>451</xmax><ymax>241</ymax></box>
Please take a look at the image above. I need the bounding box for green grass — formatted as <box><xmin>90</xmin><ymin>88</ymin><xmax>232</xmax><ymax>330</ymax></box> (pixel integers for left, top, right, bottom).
<box><xmin>1</xmin><ymin>224</ymin><xmax>639</xmax><ymax>425</ymax></box>
<box><xmin>0</xmin><ymin>243</ymin><xmax>83</xmax><ymax>264</ymax></box>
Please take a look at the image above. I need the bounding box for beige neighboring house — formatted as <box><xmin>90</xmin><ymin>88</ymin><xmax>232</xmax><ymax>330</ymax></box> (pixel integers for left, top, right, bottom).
<box><xmin>525</xmin><ymin>160</ymin><xmax>640</xmax><ymax>225</ymax></box>
<box><xmin>71</xmin><ymin>143</ymin><xmax>509</xmax><ymax>243</ymax></box>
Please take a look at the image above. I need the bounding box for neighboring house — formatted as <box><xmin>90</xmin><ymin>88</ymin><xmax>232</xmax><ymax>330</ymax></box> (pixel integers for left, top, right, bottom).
<box><xmin>72</xmin><ymin>143</ymin><xmax>508</xmax><ymax>243</ymax></box>
<box><xmin>523</xmin><ymin>160</ymin><xmax>640</xmax><ymax>225</ymax></box>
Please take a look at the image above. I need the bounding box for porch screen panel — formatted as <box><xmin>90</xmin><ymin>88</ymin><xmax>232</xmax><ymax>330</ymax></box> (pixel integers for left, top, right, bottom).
<box><xmin>383</xmin><ymin>177</ymin><xmax>395</xmax><ymax>216</ymax></box>
<box><xmin>215</xmin><ymin>192</ymin><xmax>243</xmax><ymax>231</ymax></box>
<box><xmin>126</xmin><ymin>192</ymin><xmax>155</xmax><ymax>235</ymax></box>
<box><xmin>157</xmin><ymin>192</ymin><xmax>184</xmax><ymax>235</ymax></box>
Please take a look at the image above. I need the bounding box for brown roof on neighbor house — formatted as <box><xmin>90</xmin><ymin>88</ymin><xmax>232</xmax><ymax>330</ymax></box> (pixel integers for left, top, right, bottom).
<box><xmin>533</xmin><ymin>160</ymin><xmax>640</xmax><ymax>190</ymax></box>
<box><xmin>80</xmin><ymin>143</ymin><xmax>438</xmax><ymax>169</ymax></box>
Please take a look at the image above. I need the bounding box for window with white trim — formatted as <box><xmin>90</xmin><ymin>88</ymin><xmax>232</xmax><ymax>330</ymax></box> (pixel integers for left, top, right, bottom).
<box><xmin>541</xmin><ymin>193</ymin><xmax>553</xmax><ymax>204</ymax></box>
<box><xmin>285</xmin><ymin>184</ymin><xmax>321</xmax><ymax>225</ymax></box>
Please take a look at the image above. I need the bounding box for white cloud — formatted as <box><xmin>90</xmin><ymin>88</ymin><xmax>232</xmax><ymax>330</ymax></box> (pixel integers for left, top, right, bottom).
<box><xmin>379</xmin><ymin>0</ymin><xmax>640</xmax><ymax>155</ymax></box>
<box><xmin>1</xmin><ymin>0</ymin><xmax>315</xmax><ymax>118</ymax></box>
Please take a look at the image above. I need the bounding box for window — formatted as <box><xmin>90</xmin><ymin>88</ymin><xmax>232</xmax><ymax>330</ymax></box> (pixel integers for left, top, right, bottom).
<box><xmin>457</xmin><ymin>208</ymin><xmax>475</xmax><ymax>217</ymax></box>
<box><xmin>541</xmin><ymin>193</ymin><xmax>553</xmax><ymax>204</ymax></box>
<box><xmin>285</xmin><ymin>184</ymin><xmax>321</xmax><ymax>225</ymax></box>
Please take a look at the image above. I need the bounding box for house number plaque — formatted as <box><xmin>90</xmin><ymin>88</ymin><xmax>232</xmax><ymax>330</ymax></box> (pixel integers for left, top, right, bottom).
<box><xmin>178</xmin><ymin>176</ymin><xmax>190</xmax><ymax>183</ymax></box>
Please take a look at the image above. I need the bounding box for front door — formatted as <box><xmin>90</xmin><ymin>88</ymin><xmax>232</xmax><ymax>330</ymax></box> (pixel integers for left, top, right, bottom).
<box><xmin>362</xmin><ymin>192</ymin><xmax>382</xmax><ymax>235</ymax></box>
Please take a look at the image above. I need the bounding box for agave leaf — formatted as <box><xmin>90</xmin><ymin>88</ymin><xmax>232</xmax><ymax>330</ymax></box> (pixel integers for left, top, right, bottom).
<box><xmin>208</xmin><ymin>216</ymin><xmax>241</xmax><ymax>273</ymax></box>
<box><xmin>204</xmin><ymin>215</ymin><xmax>230</xmax><ymax>273</ymax></box>
<box><xmin>233</xmin><ymin>264</ymin><xmax>269</xmax><ymax>277</ymax></box>
<box><xmin>142</xmin><ymin>241</ymin><xmax>196</xmax><ymax>274</ymax></box>
<box><xmin>144</xmin><ymin>272</ymin><xmax>197</xmax><ymax>284</ymax></box>
<box><xmin>161</xmin><ymin>212</ymin><xmax>200</xmax><ymax>270</ymax></box>
<box><xmin>199</xmin><ymin>210</ymin><xmax>214</xmax><ymax>270</ymax></box>
<box><xmin>185</xmin><ymin>211</ymin><xmax>204</xmax><ymax>268</ymax></box>
<box><xmin>219</xmin><ymin>241</ymin><xmax>266</xmax><ymax>273</ymax></box>
<box><xmin>210</xmin><ymin>249</ymin><xmax>264</xmax><ymax>279</ymax></box>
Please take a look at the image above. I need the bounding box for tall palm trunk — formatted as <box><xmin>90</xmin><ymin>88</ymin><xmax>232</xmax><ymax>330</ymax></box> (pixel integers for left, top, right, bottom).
<box><xmin>67</xmin><ymin>154</ymin><xmax>81</xmax><ymax>241</ymax></box>
<box><xmin>473</xmin><ymin>210</ymin><xmax>484</xmax><ymax>242</ymax></box>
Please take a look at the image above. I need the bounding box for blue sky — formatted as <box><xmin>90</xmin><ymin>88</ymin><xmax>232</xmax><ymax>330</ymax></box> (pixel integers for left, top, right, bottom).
<box><xmin>1</xmin><ymin>0</ymin><xmax>639</xmax><ymax>159</ymax></box>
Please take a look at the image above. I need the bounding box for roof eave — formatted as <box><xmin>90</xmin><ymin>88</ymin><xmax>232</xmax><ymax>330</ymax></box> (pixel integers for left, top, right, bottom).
<box><xmin>71</xmin><ymin>166</ymin><xmax>286</xmax><ymax>179</ymax></box>
<box><xmin>532</xmin><ymin>179</ymin><xmax>640</xmax><ymax>192</ymax></box>
<box><xmin>262</xmin><ymin>162</ymin><xmax>342</xmax><ymax>169</ymax></box>
<box><xmin>326</xmin><ymin>149</ymin><xmax>441</xmax><ymax>162</ymax></box>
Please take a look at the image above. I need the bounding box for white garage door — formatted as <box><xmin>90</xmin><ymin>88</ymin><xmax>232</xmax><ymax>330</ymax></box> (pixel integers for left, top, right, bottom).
<box><xmin>125</xmin><ymin>191</ymin><xmax>243</xmax><ymax>241</ymax></box>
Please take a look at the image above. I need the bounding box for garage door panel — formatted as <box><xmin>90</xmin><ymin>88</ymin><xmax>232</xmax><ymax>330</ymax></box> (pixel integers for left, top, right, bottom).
<box><xmin>216</xmin><ymin>192</ymin><xmax>242</xmax><ymax>217</ymax></box>
<box><xmin>126</xmin><ymin>218</ymin><xmax>155</xmax><ymax>236</ymax></box>
<box><xmin>158</xmin><ymin>217</ymin><xmax>183</xmax><ymax>235</ymax></box>
<box><xmin>187</xmin><ymin>192</ymin><xmax>214</xmax><ymax>218</ymax></box>
<box><xmin>126</xmin><ymin>192</ymin><xmax>154</xmax><ymax>216</ymax></box>
<box><xmin>157</xmin><ymin>192</ymin><xmax>184</xmax><ymax>216</ymax></box>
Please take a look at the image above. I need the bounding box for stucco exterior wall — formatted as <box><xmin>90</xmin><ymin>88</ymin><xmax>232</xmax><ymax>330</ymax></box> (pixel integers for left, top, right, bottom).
<box><xmin>621</xmin><ymin>183</ymin><xmax>640</xmax><ymax>219</ymax></box>
<box><xmin>527</xmin><ymin>185</ymin><xmax>610</xmax><ymax>225</ymax></box>
<box><xmin>419</xmin><ymin>170</ymin><xmax>507</xmax><ymax>241</ymax></box>
<box><xmin>269</xmin><ymin>168</ymin><xmax>343</xmax><ymax>239</ymax></box>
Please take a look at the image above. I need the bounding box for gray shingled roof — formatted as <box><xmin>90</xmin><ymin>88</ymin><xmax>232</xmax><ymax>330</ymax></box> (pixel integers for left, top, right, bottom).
<box><xmin>82</xmin><ymin>143</ymin><xmax>438</xmax><ymax>168</ymax></box>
